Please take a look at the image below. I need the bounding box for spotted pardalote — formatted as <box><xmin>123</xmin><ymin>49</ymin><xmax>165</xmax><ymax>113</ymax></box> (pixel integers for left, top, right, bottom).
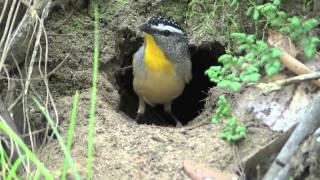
<box><xmin>132</xmin><ymin>16</ymin><xmax>192</xmax><ymax>127</ymax></box>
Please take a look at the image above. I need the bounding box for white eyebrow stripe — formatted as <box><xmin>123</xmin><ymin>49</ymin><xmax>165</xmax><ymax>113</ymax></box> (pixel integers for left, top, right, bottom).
<box><xmin>151</xmin><ymin>23</ymin><xmax>184</xmax><ymax>34</ymax></box>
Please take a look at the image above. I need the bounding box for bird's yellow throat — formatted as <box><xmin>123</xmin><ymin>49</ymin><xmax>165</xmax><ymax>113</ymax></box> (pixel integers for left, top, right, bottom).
<box><xmin>144</xmin><ymin>33</ymin><xmax>174</xmax><ymax>71</ymax></box>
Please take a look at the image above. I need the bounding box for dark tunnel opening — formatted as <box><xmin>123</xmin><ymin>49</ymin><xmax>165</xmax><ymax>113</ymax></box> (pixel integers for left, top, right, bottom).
<box><xmin>110</xmin><ymin>29</ymin><xmax>225</xmax><ymax>126</ymax></box>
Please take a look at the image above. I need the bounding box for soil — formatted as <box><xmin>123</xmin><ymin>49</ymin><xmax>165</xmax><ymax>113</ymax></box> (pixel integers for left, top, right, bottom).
<box><xmin>34</xmin><ymin>1</ymin><xmax>278</xmax><ymax>179</ymax></box>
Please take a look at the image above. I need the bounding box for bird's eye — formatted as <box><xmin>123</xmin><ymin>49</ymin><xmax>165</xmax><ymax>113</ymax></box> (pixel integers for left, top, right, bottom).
<box><xmin>163</xmin><ymin>30</ymin><xmax>171</xmax><ymax>36</ymax></box>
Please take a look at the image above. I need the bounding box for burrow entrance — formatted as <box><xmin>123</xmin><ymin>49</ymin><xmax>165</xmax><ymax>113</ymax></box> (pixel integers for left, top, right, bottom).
<box><xmin>106</xmin><ymin>28</ymin><xmax>225</xmax><ymax>126</ymax></box>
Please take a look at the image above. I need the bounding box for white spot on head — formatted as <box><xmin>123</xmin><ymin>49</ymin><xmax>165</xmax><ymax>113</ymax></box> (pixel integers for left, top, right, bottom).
<box><xmin>151</xmin><ymin>23</ymin><xmax>184</xmax><ymax>34</ymax></box>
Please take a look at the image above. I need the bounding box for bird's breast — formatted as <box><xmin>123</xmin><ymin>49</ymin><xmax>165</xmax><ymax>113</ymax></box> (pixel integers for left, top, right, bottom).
<box><xmin>133</xmin><ymin>69</ymin><xmax>184</xmax><ymax>105</ymax></box>
<box><xmin>133</xmin><ymin>33</ymin><xmax>184</xmax><ymax>104</ymax></box>
<box><xmin>143</xmin><ymin>33</ymin><xmax>174</xmax><ymax>71</ymax></box>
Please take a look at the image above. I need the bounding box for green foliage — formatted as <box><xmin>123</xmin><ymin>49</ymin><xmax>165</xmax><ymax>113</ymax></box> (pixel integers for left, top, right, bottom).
<box><xmin>0</xmin><ymin>2</ymin><xmax>100</xmax><ymax>178</ymax></box>
<box><xmin>62</xmin><ymin>91</ymin><xmax>80</xmax><ymax>180</ymax></box>
<box><xmin>87</xmin><ymin>2</ymin><xmax>100</xmax><ymax>179</ymax></box>
<box><xmin>116</xmin><ymin>0</ymin><xmax>128</xmax><ymax>6</ymax></box>
<box><xmin>186</xmin><ymin>0</ymin><xmax>242</xmax><ymax>42</ymax></box>
<box><xmin>0</xmin><ymin>144</ymin><xmax>24</xmax><ymax>179</ymax></box>
<box><xmin>211</xmin><ymin>95</ymin><xmax>231</xmax><ymax>123</ymax></box>
<box><xmin>0</xmin><ymin>120</ymin><xmax>53</xmax><ymax>179</ymax></box>
<box><xmin>34</xmin><ymin>97</ymin><xmax>81</xmax><ymax>180</ymax></box>
<box><xmin>205</xmin><ymin>33</ymin><xmax>282</xmax><ymax>91</ymax></box>
<box><xmin>211</xmin><ymin>95</ymin><xmax>246</xmax><ymax>143</ymax></box>
<box><xmin>220</xmin><ymin>117</ymin><xmax>246</xmax><ymax>142</ymax></box>
<box><xmin>206</xmin><ymin>0</ymin><xmax>319</xmax><ymax>92</ymax></box>
<box><xmin>280</xmin><ymin>17</ymin><xmax>319</xmax><ymax>59</ymax></box>
<box><xmin>0</xmin><ymin>92</ymin><xmax>82</xmax><ymax>179</ymax></box>
<box><xmin>247</xmin><ymin>0</ymin><xmax>319</xmax><ymax>59</ymax></box>
<box><xmin>247</xmin><ymin>0</ymin><xmax>286</xmax><ymax>28</ymax></box>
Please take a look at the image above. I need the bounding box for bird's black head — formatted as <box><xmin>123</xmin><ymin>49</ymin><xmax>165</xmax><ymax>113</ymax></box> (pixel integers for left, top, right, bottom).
<box><xmin>140</xmin><ymin>15</ymin><xmax>185</xmax><ymax>36</ymax></box>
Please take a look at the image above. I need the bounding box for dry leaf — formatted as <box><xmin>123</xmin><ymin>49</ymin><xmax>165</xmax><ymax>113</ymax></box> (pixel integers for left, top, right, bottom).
<box><xmin>267</xmin><ymin>29</ymin><xmax>299</xmax><ymax>57</ymax></box>
<box><xmin>183</xmin><ymin>160</ymin><xmax>237</xmax><ymax>180</ymax></box>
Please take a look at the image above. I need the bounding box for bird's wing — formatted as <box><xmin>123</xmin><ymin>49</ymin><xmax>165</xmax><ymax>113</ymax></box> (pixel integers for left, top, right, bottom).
<box><xmin>173</xmin><ymin>37</ymin><xmax>192</xmax><ymax>84</ymax></box>
<box><xmin>132</xmin><ymin>46</ymin><xmax>145</xmax><ymax>78</ymax></box>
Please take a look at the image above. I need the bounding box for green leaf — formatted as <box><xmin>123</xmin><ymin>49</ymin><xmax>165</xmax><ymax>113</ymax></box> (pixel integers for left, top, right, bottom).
<box><xmin>265</xmin><ymin>60</ymin><xmax>281</xmax><ymax>76</ymax></box>
<box><xmin>219</xmin><ymin>117</ymin><xmax>246</xmax><ymax>143</ymax></box>
<box><xmin>278</xmin><ymin>11</ymin><xmax>286</xmax><ymax>18</ymax></box>
<box><xmin>245</xmin><ymin>52</ymin><xmax>256</xmax><ymax>61</ymax></box>
<box><xmin>256</xmin><ymin>40</ymin><xmax>268</xmax><ymax>51</ymax></box>
<box><xmin>261</xmin><ymin>54</ymin><xmax>270</xmax><ymax>63</ymax></box>
<box><xmin>218</xmin><ymin>80</ymin><xmax>241</xmax><ymax>91</ymax></box>
<box><xmin>211</xmin><ymin>116</ymin><xmax>219</xmax><ymax>124</ymax></box>
<box><xmin>273</xmin><ymin>0</ymin><xmax>281</xmax><ymax>6</ymax></box>
<box><xmin>229</xmin><ymin>82</ymin><xmax>241</xmax><ymax>91</ymax></box>
<box><xmin>238</xmin><ymin>44</ymin><xmax>248</xmax><ymax>51</ymax></box>
<box><xmin>261</xmin><ymin>4</ymin><xmax>276</xmax><ymax>17</ymax></box>
<box><xmin>271</xmin><ymin>48</ymin><xmax>282</xmax><ymax>58</ymax></box>
<box><xmin>245</xmin><ymin>66</ymin><xmax>259</xmax><ymax>73</ymax></box>
<box><xmin>218</xmin><ymin>54</ymin><xmax>233</xmax><ymax>64</ymax></box>
<box><xmin>246</xmin><ymin>35</ymin><xmax>256</xmax><ymax>44</ymax></box>
<box><xmin>241</xmin><ymin>73</ymin><xmax>261</xmax><ymax>82</ymax></box>
<box><xmin>240</xmin><ymin>66</ymin><xmax>261</xmax><ymax>82</ymax></box>
<box><xmin>302</xmin><ymin>19</ymin><xmax>319</xmax><ymax>32</ymax></box>
<box><xmin>231</xmin><ymin>33</ymin><xmax>246</xmax><ymax>41</ymax></box>
<box><xmin>270</xmin><ymin>18</ymin><xmax>284</xmax><ymax>27</ymax></box>
<box><xmin>253</xmin><ymin>9</ymin><xmax>259</xmax><ymax>20</ymax></box>
<box><xmin>303</xmin><ymin>37</ymin><xmax>320</xmax><ymax>59</ymax></box>
<box><xmin>288</xmin><ymin>16</ymin><xmax>301</xmax><ymax>27</ymax></box>
<box><xmin>256</xmin><ymin>5</ymin><xmax>264</xmax><ymax>10</ymax></box>
<box><xmin>279</xmin><ymin>26</ymin><xmax>290</xmax><ymax>34</ymax></box>
<box><xmin>230</xmin><ymin>0</ymin><xmax>238</xmax><ymax>7</ymax></box>
<box><xmin>236</xmin><ymin>56</ymin><xmax>246</xmax><ymax>66</ymax></box>
<box><xmin>218</xmin><ymin>80</ymin><xmax>231</xmax><ymax>88</ymax></box>
<box><xmin>246</xmin><ymin>6</ymin><xmax>254</xmax><ymax>16</ymax></box>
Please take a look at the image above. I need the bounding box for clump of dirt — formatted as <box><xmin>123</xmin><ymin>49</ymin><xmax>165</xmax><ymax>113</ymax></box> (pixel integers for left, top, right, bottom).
<box><xmin>36</xmin><ymin>1</ymin><xmax>278</xmax><ymax>179</ymax></box>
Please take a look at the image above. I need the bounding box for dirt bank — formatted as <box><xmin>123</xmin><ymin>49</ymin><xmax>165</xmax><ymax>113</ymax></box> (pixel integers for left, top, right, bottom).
<box><xmin>36</xmin><ymin>1</ymin><xmax>277</xmax><ymax>179</ymax></box>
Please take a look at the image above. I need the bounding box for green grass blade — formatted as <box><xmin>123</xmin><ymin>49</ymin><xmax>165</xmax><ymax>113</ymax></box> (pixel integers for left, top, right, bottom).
<box><xmin>7</xmin><ymin>155</ymin><xmax>25</xmax><ymax>180</ymax></box>
<box><xmin>87</xmin><ymin>2</ymin><xmax>100</xmax><ymax>179</ymax></box>
<box><xmin>33</xmin><ymin>169</ymin><xmax>40</xmax><ymax>180</ymax></box>
<box><xmin>32</xmin><ymin>98</ymin><xmax>80</xmax><ymax>180</ymax></box>
<box><xmin>0</xmin><ymin>143</ymin><xmax>8</xmax><ymax>179</ymax></box>
<box><xmin>61</xmin><ymin>90</ymin><xmax>80</xmax><ymax>180</ymax></box>
<box><xmin>0</xmin><ymin>120</ymin><xmax>53</xmax><ymax>179</ymax></box>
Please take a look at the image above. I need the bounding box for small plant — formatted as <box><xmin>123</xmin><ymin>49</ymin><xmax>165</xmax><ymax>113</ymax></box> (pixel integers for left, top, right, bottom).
<box><xmin>247</xmin><ymin>0</ymin><xmax>285</xmax><ymax>28</ymax></box>
<box><xmin>220</xmin><ymin>117</ymin><xmax>246</xmax><ymax>143</ymax></box>
<box><xmin>280</xmin><ymin>17</ymin><xmax>319</xmax><ymax>59</ymax></box>
<box><xmin>247</xmin><ymin>0</ymin><xmax>319</xmax><ymax>59</ymax></box>
<box><xmin>211</xmin><ymin>95</ymin><xmax>246</xmax><ymax>143</ymax></box>
<box><xmin>211</xmin><ymin>95</ymin><xmax>231</xmax><ymax>124</ymax></box>
<box><xmin>206</xmin><ymin>0</ymin><xmax>319</xmax><ymax>92</ymax></box>
<box><xmin>205</xmin><ymin>33</ymin><xmax>282</xmax><ymax>91</ymax></box>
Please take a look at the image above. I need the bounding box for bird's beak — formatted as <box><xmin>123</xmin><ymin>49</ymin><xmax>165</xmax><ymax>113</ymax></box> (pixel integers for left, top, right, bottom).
<box><xmin>139</xmin><ymin>23</ymin><xmax>151</xmax><ymax>33</ymax></box>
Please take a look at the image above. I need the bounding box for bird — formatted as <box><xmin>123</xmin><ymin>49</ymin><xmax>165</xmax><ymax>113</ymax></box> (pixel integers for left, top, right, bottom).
<box><xmin>132</xmin><ymin>15</ymin><xmax>192</xmax><ymax>127</ymax></box>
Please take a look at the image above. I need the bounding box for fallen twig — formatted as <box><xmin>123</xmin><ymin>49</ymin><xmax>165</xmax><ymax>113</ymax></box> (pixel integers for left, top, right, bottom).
<box><xmin>263</xmin><ymin>98</ymin><xmax>320</xmax><ymax>180</ymax></box>
<box><xmin>255</xmin><ymin>72</ymin><xmax>320</xmax><ymax>94</ymax></box>
<box><xmin>270</xmin><ymin>128</ymin><xmax>320</xmax><ymax>180</ymax></box>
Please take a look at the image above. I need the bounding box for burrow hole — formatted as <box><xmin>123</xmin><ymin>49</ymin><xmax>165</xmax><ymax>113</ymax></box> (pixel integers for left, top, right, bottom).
<box><xmin>106</xmin><ymin>28</ymin><xmax>225</xmax><ymax>126</ymax></box>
